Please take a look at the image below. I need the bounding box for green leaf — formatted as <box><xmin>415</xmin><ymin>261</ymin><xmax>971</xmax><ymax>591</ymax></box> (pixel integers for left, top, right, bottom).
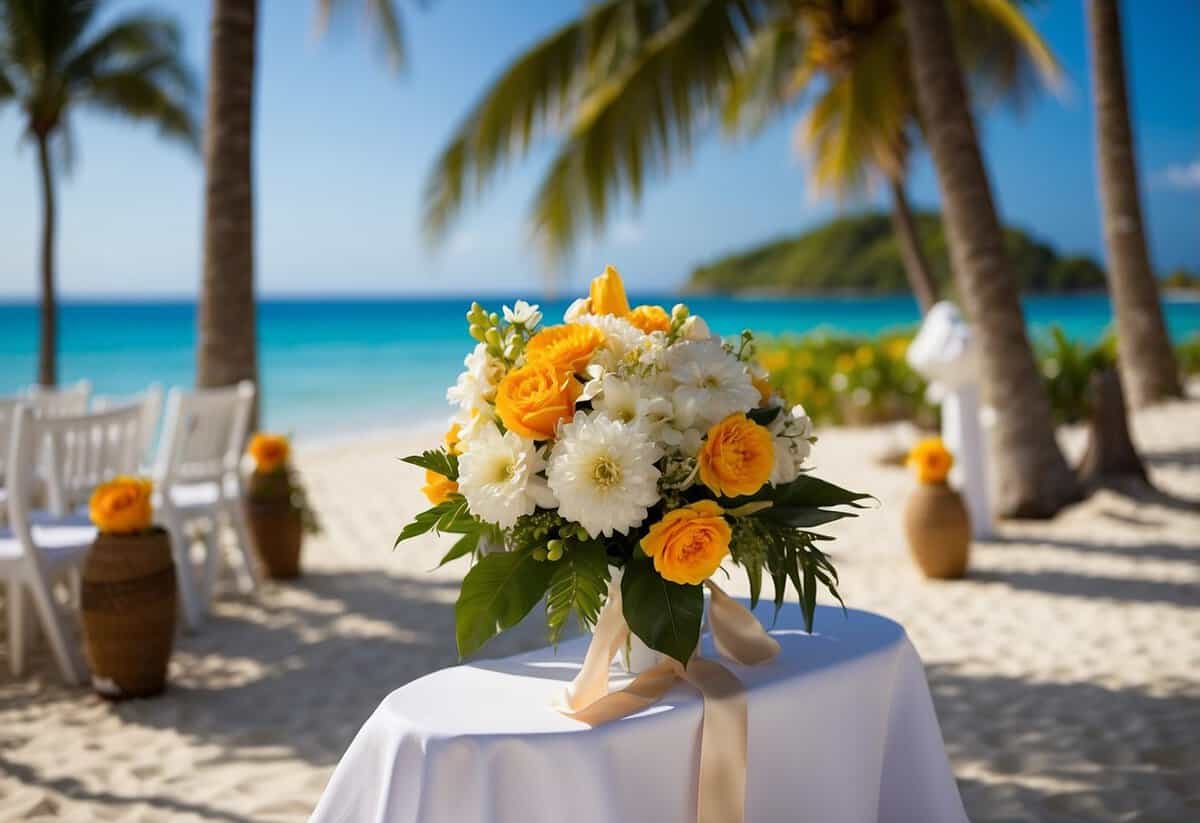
<box><xmin>620</xmin><ymin>553</ymin><xmax>703</xmax><ymax>664</ymax></box>
<box><xmin>545</xmin><ymin>543</ymin><xmax>611</xmax><ymax>644</ymax></box>
<box><xmin>455</xmin><ymin>550</ymin><xmax>555</xmax><ymax>658</ymax></box>
<box><xmin>437</xmin><ymin>530</ymin><xmax>481</xmax><ymax>568</ymax></box>
<box><xmin>746</xmin><ymin>405</ymin><xmax>782</xmax><ymax>426</ymax></box>
<box><xmin>775</xmin><ymin>476</ymin><xmax>873</xmax><ymax>509</ymax></box>
<box><xmin>393</xmin><ymin>496</ymin><xmax>476</xmax><ymax>547</ymax></box>
<box><xmin>401</xmin><ymin>449</ymin><xmax>459</xmax><ymax>481</ymax></box>
<box><xmin>761</xmin><ymin>506</ymin><xmax>856</xmax><ymax>528</ymax></box>
<box><xmin>745</xmin><ymin>555</ymin><xmax>763</xmax><ymax>610</ymax></box>
<box><xmin>801</xmin><ymin>564</ymin><xmax>817</xmax><ymax>634</ymax></box>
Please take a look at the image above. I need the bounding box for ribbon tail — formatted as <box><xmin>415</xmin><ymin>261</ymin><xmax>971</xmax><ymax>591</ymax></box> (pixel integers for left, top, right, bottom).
<box><xmin>559</xmin><ymin>576</ymin><xmax>629</xmax><ymax>713</ymax></box>
<box><xmin>705</xmin><ymin>580</ymin><xmax>781</xmax><ymax>666</ymax></box>
<box><xmin>681</xmin><ymin>657</ymin><xmax>749</xmax><ymax>823</ymax></box>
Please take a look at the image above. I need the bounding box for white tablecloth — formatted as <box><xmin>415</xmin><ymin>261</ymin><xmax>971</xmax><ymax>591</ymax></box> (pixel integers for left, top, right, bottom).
<box><xmin>310</xmin><ymin>602</ymin><xmax>967</xmax><ymax>823</ymax></box>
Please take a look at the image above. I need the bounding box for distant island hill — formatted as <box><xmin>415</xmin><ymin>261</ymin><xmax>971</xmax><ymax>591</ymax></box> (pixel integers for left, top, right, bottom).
<box><xmin>685</xmin><ymin>211</ymin><xmax>1200</xmax><ymax>296</ymax></box>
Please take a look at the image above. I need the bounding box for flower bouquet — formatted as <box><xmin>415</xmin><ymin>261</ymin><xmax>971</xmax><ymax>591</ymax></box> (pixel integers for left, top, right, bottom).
<box><xmin>397</xmin><ymin>267</ymin><xmax>869</xmax><ymax>664</ymax></box>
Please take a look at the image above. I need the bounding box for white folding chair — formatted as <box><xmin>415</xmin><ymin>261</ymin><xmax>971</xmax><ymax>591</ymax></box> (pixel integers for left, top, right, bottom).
<box><xmin>154</xmin><ymin>381</ymin><xmax>259</xmax><ymax>629</ymax></box>
<box><xmin>0</xmin><ymin>397</ymin><xmax>20</xmax><ymax>521</ymax></box>
<box><xmin>2</xmin><ymin>404</ymin><xmax>143</xmax><ymax>684</ymax></box>
<box><xmin>94</xmin><ymin>384</ymin><xmax>164</xmax><ymax>469</ymax></box>
<box><xmin>24</xmin><ymin>379</ymin><xmax>92</xmax><ymax>418</ymax></box>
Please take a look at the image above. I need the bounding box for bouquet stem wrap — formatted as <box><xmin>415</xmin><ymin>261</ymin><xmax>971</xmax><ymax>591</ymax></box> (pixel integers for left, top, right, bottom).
<box><xmin>559</xmin><ymin>579</ymin><xmax>781</xmax><ymax>823</ymax></box>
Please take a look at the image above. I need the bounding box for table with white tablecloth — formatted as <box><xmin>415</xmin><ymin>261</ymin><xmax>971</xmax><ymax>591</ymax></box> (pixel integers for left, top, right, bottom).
<box><xmin>309</xmin><ymin>602</ymin><xmax>968</xmax><ymax>823</ymax></box>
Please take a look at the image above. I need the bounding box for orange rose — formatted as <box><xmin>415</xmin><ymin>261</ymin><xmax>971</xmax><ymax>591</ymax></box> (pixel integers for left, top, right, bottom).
<box><xmin>495</xmin><ymin>361</ymin><xmax>582</xmax><ymax>440</ymax></box>
<box><xmin>698</xmin><ymin>413</ymin><xmax>775</xmax><ymax>497</ymax></box>
<box><xmin>908</xmin><ymin>437</ymin><xmax>954</xmax><ymax>484</ymax></box>
<box><xmin>629</xmin><ymin>304</ymin><xmax>671</xmax><ymax>334</ymax></box>
<box><xmin>589</xmin><ymin>265</ymin><xmax>631</xmax><ymax>316</ymax></box>
<box><xmin>249</xmin><ymin>433</ymin><xmax>290</xmax><ymax>474</ymax></box>
<box><xmin>89</xmin><ymin>476</ymin><xmax>154</xmax><ymax>534</ymax></box>
<box><xmin>525</xmin><ymin>324</ymin><xmax>606</xmax><ymax>374</ymax></box>
<box><xmin>640</xmin><ymin>500</ymin><xmax>731</xmax><ymax>585</ymax></box>
<box><xmin>422</xmin><ymin>469</ymin><xmax>458</xmax><ymax>505</ymax></box>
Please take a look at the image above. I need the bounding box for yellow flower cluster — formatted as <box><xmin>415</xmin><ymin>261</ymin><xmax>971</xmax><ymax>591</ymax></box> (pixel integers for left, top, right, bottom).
<box><xmin>89</xmin><ymin>476</ymin><xmax>154</xmax><ymax>534</ymax></box>
<box><xmin>249</xmin><ymin>433</ymin><xmax>291</xmax><ymax>474</ymax></box>
<box><xmin>908</xmin><ymin>437</ymin><xmax>954</xmax><ymax>484</ymax></box>
<box><xmin>422</xmin><ymin>424</ymin><xmax>462</xmax><ymax>505</ymax></box>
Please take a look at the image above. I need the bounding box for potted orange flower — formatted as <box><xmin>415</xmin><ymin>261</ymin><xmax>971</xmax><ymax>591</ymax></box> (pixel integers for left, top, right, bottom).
<box><xmin>903</xmin><ymin>437</ymin><xmax>970</xmax><ymax>579</ymax></box>
<box><xmin>245</xmin><ymin>434</ymin><xmax>318</xmax><ymax>579</ymax></box>
<box><xmin>83</xmin><ymin>476</ymin><xmax>176</xmax><ymax>698</ymax></box>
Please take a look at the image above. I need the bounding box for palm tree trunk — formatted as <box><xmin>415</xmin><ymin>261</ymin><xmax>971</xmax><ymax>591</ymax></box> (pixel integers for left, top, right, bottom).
<box><xmin>901</xmin><ymin>0</ymin><xmax>1081</xmax><ymax>518</ymax></box>
<box><xmin>887</xmin><ymin>175</ymin><xmax>938</xmax><ymax>314</ymax></box>
<box><xmin>35</xmin><ymin>133</ymin><xmax>57</xmax><ymax>387</ymax></box>
<box><xmin>197</xmin><ymin>0</ymin><xmax>259</xmax><ymax>404</ymax></box>
<box><xmin>1086</xmin><ymin>0</ymin><xmax>1181</xmax><ymax>407</ymax></box>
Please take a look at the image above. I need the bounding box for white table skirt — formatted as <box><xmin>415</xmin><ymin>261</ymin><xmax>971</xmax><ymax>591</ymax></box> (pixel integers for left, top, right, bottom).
<box><xmin>310</xmin><ymin>602</ymin><xmax>968</xmax><ymax>823</ymax></box>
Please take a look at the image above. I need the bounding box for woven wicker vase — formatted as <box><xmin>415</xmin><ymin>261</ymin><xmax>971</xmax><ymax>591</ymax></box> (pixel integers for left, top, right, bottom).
<box><xmin>81</xmin><ymin>527</ymin><xmax>177</xmax><ymax>699</ymax></box>
<box><xmin>247</xmin><ymin>500</ymin><xmax>303</xmax><ymax>579</ymax></box>
<box><xmin>903</xmin><ymin>482</ymin><xmax>970</xmax><ymax>580</ymax></box>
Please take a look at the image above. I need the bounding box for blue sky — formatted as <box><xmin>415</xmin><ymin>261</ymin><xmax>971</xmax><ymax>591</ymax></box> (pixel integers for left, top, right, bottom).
<box><xmin>0</xmin><ymin>0</ymin><xmax>1196</xmax><ymax>299</ymax></box>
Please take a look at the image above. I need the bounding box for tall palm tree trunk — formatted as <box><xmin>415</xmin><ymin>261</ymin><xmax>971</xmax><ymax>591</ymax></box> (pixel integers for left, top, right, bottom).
<box><xmin>1086</xmin><ymin>0</ymin><xmax>1181</xmax><ymax>408</ymax></box>
<box><xmin>901</xmin><ymin>0</ymin><xmax>1081</xmax><ymax>517</ymax></box>
<box><xmin>887</xmin><ymin>175</ymin><xmax>938</xmax><ymax>314</ymax></box>
<box><xmin>197</xmin><ymin>0</ymin><xmax>259</xmax><ymax>403</ymax></box>
<box><xmin>35</xmin><ymin>134</ymin><xmax>58</xmax><ymax>387</ymax></box>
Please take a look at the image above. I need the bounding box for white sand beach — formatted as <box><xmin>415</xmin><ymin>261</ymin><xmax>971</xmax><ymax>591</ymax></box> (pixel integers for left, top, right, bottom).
<box><xmin>1</xmin><ymin>394</ymin><xmax>1197</xmax><ymax>822</ymax></box>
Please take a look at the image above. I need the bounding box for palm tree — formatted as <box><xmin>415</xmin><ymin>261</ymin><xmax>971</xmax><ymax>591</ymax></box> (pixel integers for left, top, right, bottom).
<box><xmin>901</xmin><ymin>0</ymin><xmax>1080</xmax><ymax>516</ymax></box>
<box><xmin>723</xmin><ymin>1</ymin><xmax>1059</xmax><ymax>314</ymax></box>
<box><xmin>0</xmin><ymin>0</ymin><xmax>197</xmax><ymax>386</ymax></box>
<box><xmin>422</xmin><ymin>0</ymin><xmax>1056</xmax><ymax>317</ymax></box>
<box><xmin>1085</xmin><ymin>0</ymin><xmax>1181</xmax><ymax>407</ymax></box>
<box><xmin>197</xmin><ymin>0</ymin><xmax>407</xmax><ymax>400</ymax></box>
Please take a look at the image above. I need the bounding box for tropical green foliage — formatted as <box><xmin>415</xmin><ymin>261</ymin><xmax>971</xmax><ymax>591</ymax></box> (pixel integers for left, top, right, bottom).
<box><xmin>0</xmin><ymin>0</ymin><xmax>197</xmax><ymax>147</ymax></box>
<box><xmin>1173</xmin><ymin>334</ymin><xmax>1200</xmax><ymax>376</ymax></box>
<box><xmin>1162</xmin><ymin>268</ymin><xmax>1200</xmax><ymax>292</ymax></box>
<box><xmin>423</xmin><ymin>0</ymin><xmax>1058</xmax><ymax>261</ymax></box>
<box><xmin>687</xmin><ymin>211</ymin><xmax>1108</xmax><ymax>295</ymax></box>
<box><xmin>1037</xmin><ymin>328</ymin><xmax>1117</xmax><ymax>424</ymax></box>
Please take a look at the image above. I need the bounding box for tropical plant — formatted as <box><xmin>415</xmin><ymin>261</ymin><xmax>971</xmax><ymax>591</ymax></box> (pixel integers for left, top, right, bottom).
<box><xmin>423</xmin><ymin>0</ymin><xmax>1057</xmax><ymax>315</ymax></box>
<box><xmin>1037</xmin><ymin>326</ymin><xmax>1116</xmax><ymax>424</ymax></box>
<box><xmin>1085</xmin><ymin>0</ymin><xmax>1182</xmax><ymax>407</ymax></box>
<box><xmin>721</xmin><ymin>0</ymin><xmax>1059</xmax><ymax>313</ymax></box>
<box><xmin>197</xmin><ymin>0</ymin><xmax>408</xmax><ymax>404</ymax></box>
<box><xmin>0</xmin><ymin>0</ymin><xmax>197</xmax><ymax>386</ymax></box>
<box><xmin>901</xmin><ymin>0</ymin><xmax>1080</xmax><ymax>517</ymax></box>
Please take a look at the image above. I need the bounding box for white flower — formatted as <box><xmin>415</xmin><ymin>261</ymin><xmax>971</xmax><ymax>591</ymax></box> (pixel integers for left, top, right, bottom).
<box><xmin>564</xmin><ymin>298</ymin><xmax>591</xmax><ymax>323</ymax></box>
<box><xmin>576</xmin><ymin>313</ymin><xmax>647</xmax><ymax>364</ymax></box>
<box><xmin>503</xmin><ymin>300</ymin><xmax>542</xmax><ymax>328</ymax></box>
<box><xmin>547</xmin><ymin>412</ymin><xmax>661</xmax><ymax>537</ymax></box>
<box><xmin>447</xmin><ymin>343</ymin><xmax>505</xmax><ymax>416</ymax></box>
<box><xmin>680</xmin><ymin>314</ymin><xmax>714</xmax><ymax>341</ymax></box>
<box><xmin>769</xmin><ymin>405</ymin><xmax>814</xmax><ymax>485</ymax></box>
<box><xmin>590</xmin><ymin>375</ymin><xmax>680</xmax><ymax>444</ymax></box>
<box><xmin>457</xmin><ymin>425</ymin><xmax>556</xmax><ymax>528</ymax></box>
<box><xmin>664</xmin><ymin>339</ymin><xmax>758</xmax><ymax>430</ymax></box>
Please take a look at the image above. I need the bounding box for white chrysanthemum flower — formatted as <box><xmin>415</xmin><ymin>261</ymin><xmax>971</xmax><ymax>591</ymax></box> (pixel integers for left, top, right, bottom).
<box><xmin>457</xmin><ymin>425</ymin><xmax>556</xmax><ymax>528</ymax></box>
<box><xmin>590</xmin><ymin>375</ymin><xmax>680</xmax><ymax>444</ymax></box>
<box><xmin>547</xmin><ymin>412</ymin><xmax>662</xmax><ymax>537</ymax></box>
<box><xmin>564</xmin><ymin>297</ymin><xmax>591</xmax><ymax>323</ymax></box>
<box><xmin>665</xmin><ymin>339</ymin><xmax>759</xmax><ymax>429</ymax></box>
<box><xmin>576</xmin><ymin>313</ymin><xmax>648</xmax><ymax>364</ymax></box>
<box><xmin>503</xmin><ymin>300</ymin><xmax>542</xmax><ymax>328</ymax></box>
<box><xmin>447</xmin><ymin>343</ymin><xmax>505</xmax><ymax>416</ymax></box>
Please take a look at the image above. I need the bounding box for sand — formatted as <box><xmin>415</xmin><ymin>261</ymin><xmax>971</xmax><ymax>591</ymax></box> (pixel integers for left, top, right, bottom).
<box><xmin>1</xmin><ymin>394</ymin><xmax>1197</xmax><ymax>822</ymax></box>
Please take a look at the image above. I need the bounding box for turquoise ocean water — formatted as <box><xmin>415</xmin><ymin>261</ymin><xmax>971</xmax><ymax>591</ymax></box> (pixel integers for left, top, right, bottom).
<box><xmin>1</xmin><ymin>295</ymin><xmax>1197</xmax><ymax>439</ymax></box>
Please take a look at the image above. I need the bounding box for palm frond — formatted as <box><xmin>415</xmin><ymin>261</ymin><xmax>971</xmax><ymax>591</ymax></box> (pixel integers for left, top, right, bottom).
<box><xmin>0</xmin><ymin>64</ymin><xmax>14</xmax><ymax>100</ymax></box>
<box><xmin>952</xmin><ymin>0</ymin><xmax>1063</xmax><ymax>111</ymax></box>
<box><xmin>82</xmin><ymin>57</ymin><xmax>199</xmax><ymax>150</ymax></box>
<box><xmin>317</xmin><ymin>0</ymin><xmax>409</xmax><ymax>71</ymax></box>
<box><xmin>720</xmin><ymin>14</ymin><xmax>810</xmax><ymax>137</ymax></box>
<box><xmin>64</xmin><ymin>14</ymin><xmax>188</xmax><ymax>89</ymax></box>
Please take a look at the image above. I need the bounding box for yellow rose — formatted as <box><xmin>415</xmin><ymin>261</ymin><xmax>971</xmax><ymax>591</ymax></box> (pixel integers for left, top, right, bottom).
<box><xmin>495</xmin><ymin>361</ymin><xmax>582</xmax><ymax>440</ymax></box>
<box><xmin>629</xmin><ymin>304</ymin><xmax>671</xmax><ymax>334</ymax></box>
<box><xmin>249</xmin><ymin>433</ymin><xmax>290</xmax><ymax>474</ymax></box>
<box><xmin>698</xmin><ymin>413</ymin><xmax>775</xmax><ymax>497</ymax></box>
<box><xmin>89</xmin><ymin>476</ymin><xmax>154</xmax><ymax>534</ymax></box>
<box><xmin>908</xmin><ymin>437</ymin><xmax>954</xmax><ymax>484</ymax></box>
<box><xmin>588</xmin><ymin>265</ymin><xmax>631</xmax><ymax>316</ymax></box>
<box><xmin>525</xmin><ymin>324</ymin><xmax>606</xmax><ymax>374</ymax></box>
<box><xmin>422</xmin><ymin>469</ymin><xmax>458</xmax><ymax>505</ymax></box>
<box><xmin>640</xmin><ymin>500</ymin><xmax>731</xmax><ymax>585</ymax></box>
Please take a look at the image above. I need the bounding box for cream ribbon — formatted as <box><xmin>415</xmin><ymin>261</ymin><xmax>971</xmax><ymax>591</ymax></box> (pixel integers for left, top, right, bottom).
<box><xmin>558</xmin><ymin>578</ymin><xmax>781</xmax><ymax>823</ymax></box>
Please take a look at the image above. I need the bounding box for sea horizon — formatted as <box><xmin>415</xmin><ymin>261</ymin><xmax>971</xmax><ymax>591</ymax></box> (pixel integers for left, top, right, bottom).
<box><xmin>3</xmin><ymin>293</ymin><xmax>1198</xmax><ymax>440</ymax></box>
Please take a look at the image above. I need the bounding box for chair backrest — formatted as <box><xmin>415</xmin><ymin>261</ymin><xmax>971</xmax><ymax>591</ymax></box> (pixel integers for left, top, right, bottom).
<box><xmin>24</xmin><ymin>379</ymin><xmax>92</xmax><ymax>418</ymax></box>
<box><xmin>0</xmin><ymin>397</ymin><xmax>22</xmax><ymax>481</ymax></box>
<box><xmin>10</xmin><ymin>404</ymin><xmax>145</xmax><ymax>516</ymax></box>
<box><xmin>93</xmin><ymin>384</ymin><xmax>164</xmax><ymax>466</ymax></box>
<box><xmin>154</xmin><ymin>381</ymin><xmax>256</xmax><ymax>488</ymax></box>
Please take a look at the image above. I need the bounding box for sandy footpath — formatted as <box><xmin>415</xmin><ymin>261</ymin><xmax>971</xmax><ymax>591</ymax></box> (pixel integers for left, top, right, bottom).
<box><xmin>0</xmin><ymin>395</ymin><xmax>1197</xmax><ymax>822</ymax></box>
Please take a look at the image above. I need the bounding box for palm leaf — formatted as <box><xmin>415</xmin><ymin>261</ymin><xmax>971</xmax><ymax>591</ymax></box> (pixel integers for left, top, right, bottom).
<box><xmin>545</xmin><ymin>542</ymin><xmax>610</xmax><ymax>644</ymax></box>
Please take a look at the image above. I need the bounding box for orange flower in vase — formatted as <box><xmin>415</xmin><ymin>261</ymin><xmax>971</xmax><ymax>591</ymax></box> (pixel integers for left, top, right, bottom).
<box><xmin>249</xmin><ymin>434</ymin><xmax>291</xmax><ymax>474</ymax></box>
<box><xmin>907</xmin><ymin>437</ymin><xmax>954</xmax><ymax>484</ymax></box>
<box><xmin>903</xmin><ymin>437</ymin><xmax>969</xmax><ymax>579</ymax></box>
<box><xmin>89</xmin><ymin>476</ymin><xmax>154</xmax><ymax>534</ymax></box>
